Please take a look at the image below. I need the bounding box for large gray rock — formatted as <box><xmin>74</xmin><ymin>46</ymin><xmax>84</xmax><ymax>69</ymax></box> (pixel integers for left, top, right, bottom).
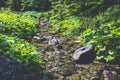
<box><xmin>73</xmin><ymin>45</ymin><xmax>96</xmax><ymax>64</ymax></box>
<box><xmin>0</xmin><ymin>54</ymin><xmax>38</xmax><ymax>80</ymax></box>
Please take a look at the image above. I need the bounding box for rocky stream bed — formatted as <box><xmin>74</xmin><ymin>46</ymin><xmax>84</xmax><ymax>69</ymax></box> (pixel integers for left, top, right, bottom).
<box><xmin>31</xmin><ymin>20</ymin><xmax>120</xmax><ymax>80</ymax></box>
<box><xmin>0</xmin><ymin>20</ymin><xmax>120</xmax><ymax>80</ymax></box>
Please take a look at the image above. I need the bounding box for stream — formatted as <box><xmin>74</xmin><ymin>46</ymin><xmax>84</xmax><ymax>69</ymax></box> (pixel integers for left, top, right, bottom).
<box><xmin>31</xmin><ymin>20</ymin><xmax>120</xmax><ymax>80</ymax></box>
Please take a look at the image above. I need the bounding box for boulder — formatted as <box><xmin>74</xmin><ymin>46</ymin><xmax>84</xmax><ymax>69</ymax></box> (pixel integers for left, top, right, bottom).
<box><xmin>73</xmin><ymin>45</ymin><xmax>96</xmax><ymax>64</ymax></box>
<box><xmin>0</xmin><ymin>54</ymin><xmax>38</xmax><ymax>80</ymax></box>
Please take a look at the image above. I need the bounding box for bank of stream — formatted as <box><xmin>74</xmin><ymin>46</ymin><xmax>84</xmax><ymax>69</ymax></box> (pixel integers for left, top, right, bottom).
<box><xmin>31</xmin><ymin>20</ymin><xmax>120</xmax><ymax>80</ymax></box>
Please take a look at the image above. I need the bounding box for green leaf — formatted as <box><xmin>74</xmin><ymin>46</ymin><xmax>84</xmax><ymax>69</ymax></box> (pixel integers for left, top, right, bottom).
<box><xmin>108</xmin><ymin>50</ymin><xmax>114</xmax><ymax>55</ymax></box>
<box><xmin>96</xmin><ymin>56</ymin><xmax>104</xmax><ymax>60</ymax></box>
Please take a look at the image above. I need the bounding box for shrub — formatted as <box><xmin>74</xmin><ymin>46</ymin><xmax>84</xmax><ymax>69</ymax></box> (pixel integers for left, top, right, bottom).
<box><xmin>0</xmin><ymin>34</ymin><xmax>45</xmax><ymax>75</ymax></box>
<box><xmin>21</xmin><ymin>11</ymin><xmax>51</xmax><ymax>19</ymax></box>
<box><xmin>52</xmin><ymin>17</ymin><xmax>81</xmax><ymax>36</ymax></box>
<box><xmin>82</xmin><ymin>21</ymin><xmax>120</xmax><ymax>62</ymax></box>
<box><xmin>0</xmin><ymin>10</ymin><xmax>37</xmax><ymax>39</ymax></box>
<box><xmin>81</xmin><ymin>5</ymin><xmax>120</xmax><ymax>62</ymax></box>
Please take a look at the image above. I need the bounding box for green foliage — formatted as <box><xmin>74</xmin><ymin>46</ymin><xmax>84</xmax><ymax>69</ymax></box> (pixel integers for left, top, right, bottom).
<box><xmin>50</xmin><ymin>2</ymin><xmax>120</xmax><ymax>62</ymax></box>
<box><xmin>0</xmin><ymin>10</ymin><xmax>37</xmax><ymax>39</ymax></box>
<box><xmin>81</xmin><ymin>4</ymin><xmax>120</xmax><ymax>62</ymax></box>
<box><xmin>82</xmin><ymin>22</ymin><xmax>120</xmax><ymax>62</ymax></box>
<box><xmin>21</xmin><ymin>11</ymin><xmax>52</xmax><ymax>19</ymax></box>
<box><xmin>6</xmin><ymin>0</ymin><xmax>51</xmax><ymax>11</ymax></box>
<box><xmin>50</xmin><ymin>0</ymin><xmax>119</xmax><ymax>19</ymax></box>
<box><xmin>0</xmin><ymin>34</ymin><xmax>44</xmax><ymax>75</ymax></box>
<box><xmin>50</xmin><ymin>0</ymin><xmax>73</xmax><ymax>20</ymax></box>
<box><xmin>52</xmin><ymin>16</ymin><xmax>81</xmax><ymax>36</ymax></box>
<box><xmin>50</xmin><ymin>16</ymin><xmax>98</xmax><ymax>36</ymax></box>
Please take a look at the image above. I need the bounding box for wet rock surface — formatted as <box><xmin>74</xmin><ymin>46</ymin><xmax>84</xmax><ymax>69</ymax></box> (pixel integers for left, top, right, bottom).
<box><xmin>0</xmin><ymin>54</ymin><xmax>38</xmax><ymax>80</ymax></box>
<box><xmin>73</xmin><ymin>45</ymin><xmax>96</xmax><ymax>64</ymax></box>
<box><xmin>32</xmin><ymin>20</ymin><xmax>120</xmax><ymax>80</ymax></box>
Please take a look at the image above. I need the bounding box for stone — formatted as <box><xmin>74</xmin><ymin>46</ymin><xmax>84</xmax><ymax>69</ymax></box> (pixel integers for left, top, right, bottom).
<box><xmin>73</xmin><ymin>45</ymin><xmax>96</xmax><ymax>64</ymax></box>
<box><xmin>75</xmin><ymin>64</ymin><xmax>87</xmax><ymax>71</ymax></box>
<box><xmin>33</xmin><ymin>36</ymin><xmax>40</xmax><ymax>40</ymax></box>
<box><xmin>37</xmin><ymin>46</ymin><xmax>45</xmax><ymax>53</ymax></box>
<box><xmin>48</xmin><ymin>37</ymin><xmax>59</xmax><ymax>46</ymax></box>
<box><xmin>103</xmin><ymin>70</ymin><xmax>113</xmax><ymax>80</ymax></box>
<box><xmin>72</xmin><ymin>74</ymin><xmax>81</xmax><ymax>80</ymax></box>
<box><xmin>36</xmin><ymin>33</ymin><xmax>41</xmax><ymax>36</ymax></box>
<box><xmin>0</xmin><ymin>54</ymin><xmax>38</xmax><ymax>80</ymax></box>
<box><xmin>41</xmin><ymin>35</ymin><xmax>50</xmax><ymax>41</ymax></box>
<box><xmin>103</xmin><ymin>70</ymin><xmax>119</xmax><ymax>80</ymax></box>
<box><xmin>90</xmin><ymin>77</ymin><xmax>100</xmax><ymax>80</ymax></box>
<box><xmin>111</xmin><ymin>71</ymin><xmax>119</xmax><ymax>80</ymax></box>
<box><xmin>114</xmin><ymin>66</ymin><xmax>120</xmax><ymax>74</ymax></box>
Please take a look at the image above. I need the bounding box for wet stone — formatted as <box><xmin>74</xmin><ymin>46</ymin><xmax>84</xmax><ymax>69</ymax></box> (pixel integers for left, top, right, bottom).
<box><xmin>73</xmin><ymin>45</ymin><xmax>96</xmax><ymax>64</ymax></box>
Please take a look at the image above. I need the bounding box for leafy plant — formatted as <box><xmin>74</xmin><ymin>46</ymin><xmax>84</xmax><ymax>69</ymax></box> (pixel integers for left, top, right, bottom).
<box><xmin>82</xmin><ymin>22</ymin><xmax>120</xmax><ymax>62</ymax></box>
<box><xmin>0</xmin><ymin>34</ymin><xmax>45</xmax><ymax>75</ymax></box>
<box><xmin>0</xmin><ymin>10</ymin><xmax>37</xmax><ymax>39</ymax></box>
<box><xmin>81</xmin><ymin>4</ymin><xmax>120</xmax><ymax>62</ymax></box>
<box><xmin>52</xmin><ymin>16</ymin><xmax>81</xmax><ymax>36</ymax></box>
